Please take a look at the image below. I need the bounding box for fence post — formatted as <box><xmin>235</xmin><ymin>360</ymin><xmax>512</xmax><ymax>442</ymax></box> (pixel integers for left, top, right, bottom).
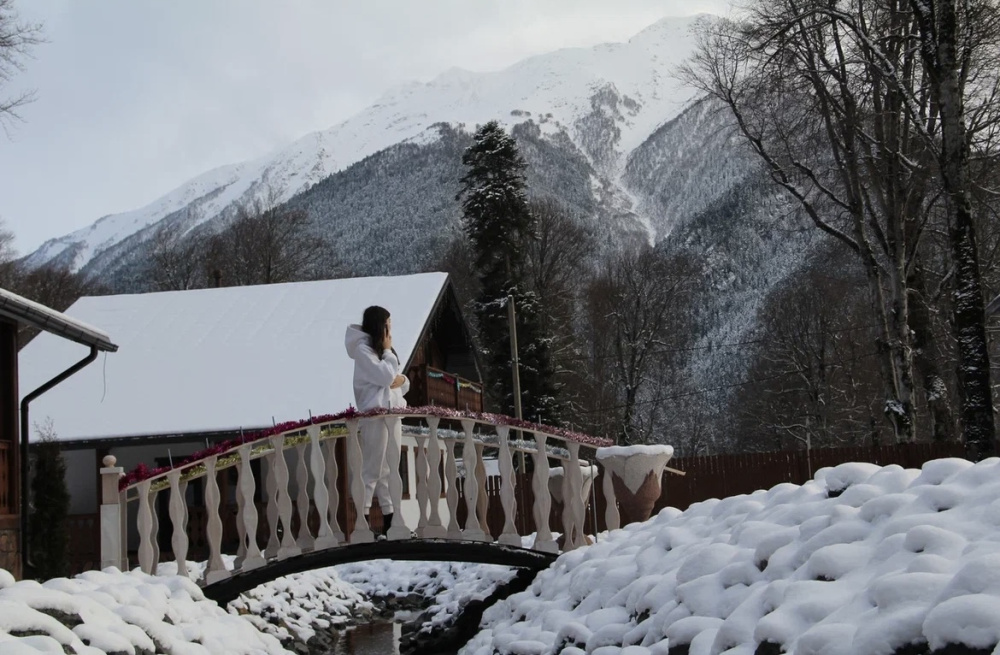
<box><xmin>100</xmin><ymin>455</ymin><xmax>126</xmax><ymax>571</ymax></box>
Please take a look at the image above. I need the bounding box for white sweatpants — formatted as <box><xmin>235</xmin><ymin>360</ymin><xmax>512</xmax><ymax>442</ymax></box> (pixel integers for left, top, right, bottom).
<box><xmin>360</xmin><ymin>415</ymin><xmax>401</xmax><ymax>515</ymax></box>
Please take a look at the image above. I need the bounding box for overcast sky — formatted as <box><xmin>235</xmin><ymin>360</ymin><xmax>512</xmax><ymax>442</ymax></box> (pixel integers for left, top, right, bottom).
<box><xmin>0</xmin><ymin>0</ymin><xmax>729</xmax><ymax>255</ymax></box>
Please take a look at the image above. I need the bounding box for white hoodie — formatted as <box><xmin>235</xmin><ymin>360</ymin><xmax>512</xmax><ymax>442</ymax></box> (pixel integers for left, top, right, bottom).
<box><xmin>345</xmin><ymin>324</ymin><xmax>410</xmax><ymax>411</ymax></box>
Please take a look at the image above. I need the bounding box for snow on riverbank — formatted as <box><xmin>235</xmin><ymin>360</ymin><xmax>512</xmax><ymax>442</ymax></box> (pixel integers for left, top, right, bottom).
<box><xmin>0</xmin><ymin>567</ymin><xmax>288</xmax><ymax>654</ymax></box>
<box><xmin>462</xmin><ymin>458</ymin><xmax>1000</xmax><ymax>655</ymax></box>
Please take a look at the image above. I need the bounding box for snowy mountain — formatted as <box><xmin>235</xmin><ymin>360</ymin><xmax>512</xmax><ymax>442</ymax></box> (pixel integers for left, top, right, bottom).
<box><xmin>22</xmin><ymin>13</ymin><xmax>825</xmax><ymax>437</ymax></box>
<box><xmin>24</xmin><ymin>15</ymin><xmax>707</xmax><ymax>275</ymax></box>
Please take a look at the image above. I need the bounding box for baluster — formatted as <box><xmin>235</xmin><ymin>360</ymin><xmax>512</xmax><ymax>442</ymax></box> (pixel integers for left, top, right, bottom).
<box><xmin>237</xmin><ymin>444</ymin><xmax>264</xmax><ymax>570</ymax></box>
<box><xmin>204</xmin><ymin>456</ymin><xmax>231</xmax><ymax>584</ymax></box>
<box><xmin>414</xmin><ymin>432</ymin><xmax>430</xmax><ymax>537</ymax></box>
<box><xmin>602</xmin><ymin>462</ymin><xmax>620</xmax><ymax>531</ymax></box>
<box><xmin>234</xmin><ymin>464</ymin><xmax>247</xmax><ymax>566</ymax></box>
<box><xmin>136</xmin><ymin>480</ymin><xmax>155</xmax><ymax>574</ymax></box>
<box><xmin>167</xmin><ymin>470</ymin><xmax>188</xmax><ymax>579</ymax></box>
<box><xmin>294</xmin><ymin>441</ymin><xmax>314</xmax><ymax>551</ymax></box>
<box><xmin>346</xmin><ymin>419</ymin><xmax>374</xmax><ymax>543</ymax></box>
<box><xmin>444</xmin><ymin>437</ymin><xmax>461</xmax><ymax>540</ymax></box>
<box><xmin>496</xmin><ymin>426</ymin><xmax>519</xmax><ymax>546</ymax></box>
<box><xmin>386</xmin><ymin>417</ymin><xmax>410</xmax><ymax>540</ymax></box>
<box><xmin>149</xmin><ymin>486</ymin><xmax>161</xmax><ymax>572</ymax></box>
<box><xmin>263</xmin><ymin>451</ymin><xmax>280</xmax><ymax>559</ymax></box>
<box><xmin>309</xmin><ymin>426</ymin><xmax>336</xmax><ymax>550</ymax></box>
<box><xmin>475</xmin><ymin>442</ymin><xmax>490</xmax><ymax>539</ymax></box>
<box><xmin>532</xmin><ymin>432</ymin><xmax>557</xmax><ymax>553</ymax></box>
<box><xmin>323</xmin><ymin>438</ymin><xmax>344</xmax><ymax>544</ymax></box>
<box><xmin>461</xmin><ymin>419</ymin><xmax>487</xmax><ymax>541</ymax></box>
<box><xmin>563</xmin><ymin>443</ymin><xmax>587</xmax><ymax>551</ymax></box>
<box><xmin>421</xmin><ymin>418</ymin><xmax>446</xmax><ymax>539</ymax></box>
<box><xmin>269</xmin><ymin>435</ymin><xmax>301</xmax><ymax>559</ymax></box>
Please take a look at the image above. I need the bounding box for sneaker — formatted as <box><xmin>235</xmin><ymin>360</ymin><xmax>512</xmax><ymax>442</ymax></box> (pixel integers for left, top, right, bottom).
<box><xmin>376</xmin><ymin>534</ymin><xmax>387</xmax><ymax>541</ymax></box>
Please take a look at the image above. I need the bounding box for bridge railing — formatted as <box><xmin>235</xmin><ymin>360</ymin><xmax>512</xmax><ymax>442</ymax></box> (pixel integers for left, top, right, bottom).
<box><xmin>100</xmin><ymin>411</ymin><xmax>617</xmax><ymax>587</ymax></box>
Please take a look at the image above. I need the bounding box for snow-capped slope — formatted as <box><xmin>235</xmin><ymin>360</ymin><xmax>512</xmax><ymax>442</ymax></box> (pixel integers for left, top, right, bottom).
<box><xmin>24</xmin><ymin>15</ymin><xmax>705</xmax><ymax>273</ymax></box>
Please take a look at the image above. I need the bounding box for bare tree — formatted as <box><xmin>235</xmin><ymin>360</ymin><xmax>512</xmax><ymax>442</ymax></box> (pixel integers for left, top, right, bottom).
<box><xmin>524</xmin><ymin>198</ymin><xmax>596</xmax><ymax>412</ymax></box>
<box><xmin>147</xmin><ymin>218</ymin><xmax>205</xmax><ymax>291</ymax></box>
<box><xmin>907</xmin><ymin>0</ymin><xmax>1000</xmax><ymax>459</ymax></box>
<box><xmin>206</xmin><ymin>189</ymin><xmax>343</xmax><ymax>287</ymax></box>
<box><xmin>584</xmin><ymin>246</ymin><xmax>699</xmax><ymax>444</ymax></box>
<box><xmin>0</xmin><ymin>218</ymin><xmax>18</xmax><ymax>288</ymax></box>
<box><xmin>735</xmin><ymin>253</ymin><xmax>883</xmax><ymax>453</ymax></box>
<box><xmin>0</xmin><ymin>0</ymin><xmax>42</xmax><ymax>129</ymax></box>
<box><xmin>681</xmin><ymin>0</ymin><xmax>1000</xmax><ymax>451</ymax></box>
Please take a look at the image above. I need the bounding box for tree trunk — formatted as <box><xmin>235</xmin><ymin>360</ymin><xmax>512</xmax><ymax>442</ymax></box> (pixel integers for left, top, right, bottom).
<box><xmin>912</xmin><ymin>0</ymin><xmax>996</xmax><ymax>459</ymax></box>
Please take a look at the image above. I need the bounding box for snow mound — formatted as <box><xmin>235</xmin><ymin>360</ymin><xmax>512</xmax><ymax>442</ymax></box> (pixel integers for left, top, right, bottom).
<box><xmin>0</xmin><ymin>568</ymin><xmax>289</xmax><ymax>655</ymax></box>
<box><xmin>461</xmin><ymin>458</ymin><xmax>1000</xmax><ymax>654</ymax></box>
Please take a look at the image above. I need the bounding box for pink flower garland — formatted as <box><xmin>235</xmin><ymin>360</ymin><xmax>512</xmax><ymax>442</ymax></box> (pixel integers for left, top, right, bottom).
<box><xmin>119</xmin><ymin>405</ymin><xmax>611</xmax><ymax>490</ymax></box>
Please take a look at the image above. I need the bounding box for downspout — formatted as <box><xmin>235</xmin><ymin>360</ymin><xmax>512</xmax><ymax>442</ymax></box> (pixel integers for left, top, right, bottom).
<box><xmin>19</xmin><ymin>345</ymin><xmax>99</xmax><ymax>575</ymax></box>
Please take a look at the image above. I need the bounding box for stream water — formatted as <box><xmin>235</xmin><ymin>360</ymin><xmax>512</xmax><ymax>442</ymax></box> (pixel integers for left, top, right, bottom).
<box><xmin>329</xmin><ymin>621</ymin><xmax>460</xmax><ymax>655</ymax></box>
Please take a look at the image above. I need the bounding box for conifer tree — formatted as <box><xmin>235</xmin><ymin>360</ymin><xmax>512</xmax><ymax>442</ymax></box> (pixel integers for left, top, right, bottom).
<box><xmin>458</xmin><ymin>121</ymin><xmax>561</xmax><ymax>424</ymax></box>
<box><xmin>29</xmin><ymin>430</ymin><xmax>69</xmax><ymax>579</ymax></box>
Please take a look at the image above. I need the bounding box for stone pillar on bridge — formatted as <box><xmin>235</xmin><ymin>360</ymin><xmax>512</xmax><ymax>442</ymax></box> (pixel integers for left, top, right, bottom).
<box><xmin>100</xmin><ymin>455</ymin><xmax>127</xmax><ymax>571</ymax></box>
<box><xmin>596</xmin><ymin>445</ymin><xmax>674</xmax><ymax>528</ymax></box>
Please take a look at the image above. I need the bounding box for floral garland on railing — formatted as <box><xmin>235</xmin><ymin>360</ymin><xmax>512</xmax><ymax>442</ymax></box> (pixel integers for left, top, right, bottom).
<box><xmin>119</xmin><ymin>405</ymin><xmax>611</xmax><ymax>490</ymax></box>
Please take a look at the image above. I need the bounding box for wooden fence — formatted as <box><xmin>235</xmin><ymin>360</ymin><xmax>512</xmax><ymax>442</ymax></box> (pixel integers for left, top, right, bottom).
<box><xmin>466</xmin><ymin>441</ymin><xmax>970</xmax><ymax>540</ymax></box>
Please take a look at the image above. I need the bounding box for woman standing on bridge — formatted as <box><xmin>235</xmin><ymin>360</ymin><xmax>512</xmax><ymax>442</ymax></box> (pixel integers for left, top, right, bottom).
<box><xmin>345</xmin><ymin>305</ymin><xmax>409</xmax><ymax>536</ymax></box>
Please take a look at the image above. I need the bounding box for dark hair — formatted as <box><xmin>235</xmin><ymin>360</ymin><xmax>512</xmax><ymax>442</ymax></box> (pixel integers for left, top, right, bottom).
<box><xmin>362</xmin><ymin>305</ymin><xmax>391</xmax><ymax>359</ymax></box>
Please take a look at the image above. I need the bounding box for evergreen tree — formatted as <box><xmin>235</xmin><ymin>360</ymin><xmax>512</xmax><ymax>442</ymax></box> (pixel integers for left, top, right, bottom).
<box><xmin>458</xmin><ymin>121</ymin><xmax>561</xmax><ymax>424</ymax></box>
<box><xmin>29</xmin><ymin>434</ymin><xmax>70</xmax><ymax>579</ymax></box>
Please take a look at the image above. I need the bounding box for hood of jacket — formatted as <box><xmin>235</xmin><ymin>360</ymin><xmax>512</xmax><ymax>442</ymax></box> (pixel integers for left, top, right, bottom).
<box><xmin>345</xmin><ymin>324</ymin><xmax>371</xmax><ymax>360</ymax></box>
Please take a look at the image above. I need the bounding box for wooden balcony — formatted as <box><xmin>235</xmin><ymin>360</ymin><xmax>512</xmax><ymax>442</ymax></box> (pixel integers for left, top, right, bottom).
<box><xmin>406</xmin><ymin>365</ymin><xmax>484</xmax><ymax>413</ymax></box>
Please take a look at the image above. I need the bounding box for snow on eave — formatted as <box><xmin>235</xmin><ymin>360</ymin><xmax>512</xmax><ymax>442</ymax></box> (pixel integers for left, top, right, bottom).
<box><xmin>0</xmin><ymin>286</ymin><xmax>117</xmax><ymax>352</ymax></box>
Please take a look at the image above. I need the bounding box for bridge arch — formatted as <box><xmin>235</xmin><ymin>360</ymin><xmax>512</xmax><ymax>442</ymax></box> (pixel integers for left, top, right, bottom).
<box><xmin>204</xmin><ymin>538</ymin><xmax>556</xmax><ymax>604</ymax></box>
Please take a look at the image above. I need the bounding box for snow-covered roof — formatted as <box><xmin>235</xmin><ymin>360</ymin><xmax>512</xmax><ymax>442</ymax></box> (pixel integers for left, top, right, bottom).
<box><xmin>0</xmin><ymin>287</ymin><xmax>117</xmax><ymax>352</ymax></box>
<box><xmin>18</xmin><ymin>273</ymin><xmax>449</xmax><ymax>443</ymax></box>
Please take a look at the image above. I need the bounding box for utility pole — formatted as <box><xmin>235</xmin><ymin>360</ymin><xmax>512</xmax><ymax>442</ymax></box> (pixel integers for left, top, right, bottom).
<box><xmin>507</xmin><ymin>294</ymin><xmax>523</xmax><ymax>424</ymax></box>
<box><xmin>508</xmin><ymin>294</ymin><xmax>528</xmax><ymax>534</ymax></box>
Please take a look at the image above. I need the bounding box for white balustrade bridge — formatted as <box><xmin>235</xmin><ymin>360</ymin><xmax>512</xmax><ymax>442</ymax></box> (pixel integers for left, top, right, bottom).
<box><xmin>101</xmin><ymin>410</ymin><xmax>625</xmax><ymax>603</ymax></box>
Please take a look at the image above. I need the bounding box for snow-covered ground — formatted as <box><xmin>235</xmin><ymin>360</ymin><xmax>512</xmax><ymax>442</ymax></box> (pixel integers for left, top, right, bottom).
<box><xmin>462</xmin><ymin>457</ymin><xmax>1000</xmax><ymax>655</ymax></box>
<box><xmin>5</xmin><ymin>457</ymin><xmax>1000</xmax><ymax>654</ymax></box>
<box><xmin>0</xmin><ymin>567</ymin><xmax>287</xmax><ymax>655</ymax></box>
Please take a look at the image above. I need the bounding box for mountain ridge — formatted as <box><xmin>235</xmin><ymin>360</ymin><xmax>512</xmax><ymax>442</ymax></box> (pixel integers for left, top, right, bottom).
<box><xmin>23</xmin><ymin>14</ymin><xmax>709</xmax><ymax>272</ymax></box>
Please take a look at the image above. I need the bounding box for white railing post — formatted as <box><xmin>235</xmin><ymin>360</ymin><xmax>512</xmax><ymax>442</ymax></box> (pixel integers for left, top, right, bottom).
<box><xmin>167</xmin><ymin>470</ymin><xmax>189</xmax><ymax>579</ymax></box>
<box><xmin>234</xmin><ymin>465</ymin><xmax>247</xmax><ymax>566</ymax></box>
<box><xmin>323</xmin><ymin>438</ymin><xmax>345</xmax><ymax>545</ymax></box>
<box><xmin>414</xmin><ymin>431</ymin><xmax>430</xmax><ymax>537</ymax></box>
<box><xmin>346</xmin><ymin>419</ymin><xmax>374</xmax><ymax>543</ymax></box>
<box><xmin>149</xmin><ymin>487</ymin><xmax>160</xmax><ymax>572</ymax></box>
<box><xmin>386</xmin><ymin>417</ymin><xmax>409</xmax><ymax>540</ymax></box>
<box><xmin>563</xmin><ymin>443</ymin><xmax>586</xmax><ymax>551</ymax></box>
<box><xmin>269</xmin><ymin>434</ymin><xmax>301</xmax><ymax>559</ymax></box>
<box><xmin>237</xmin><ymin>443</ymin><xmax>264</xmax><ymax>570</ymax></box>
<box><xmin>496</xmin><ymin>426</ymin><xmax>519</xmax><ymax>546</ymax></box>
<box><xmin>262</xmin><ymin>452</ymin><xmax>280</xmax><ymax>559</ymax></box>
<box><xmin>100</xmin><ymin>456</ymin><xmax>126</xmax><ymax>571</ymax></box>
<box><xmin>602</xmin><ymin>464</ymin><xmax>620</xmax><ymax>531</ymax></box>
<box><xmin>309</xmin><ymin>425</ymin><xmax>336</xmax><ymax>550</ymax></box>
<box><xmin>444</xmin><ymin>437</ymin><xmax>462</xmax><ymax>540</ymax></box>
<box><xmin>136</xmin><ymin>480</ymin><xmax>155</xmax><ymax>574</ymax></box>
<box><xmin>203</xmin><ymin>456</ymin><xmax>231</xmax><ymax>585</ymax></box>
<box><xmin>532</xmin><ymin>432</ymin><xmax>557</xmax><ymax>553</ymax></box>
<box><xmin>422</xmin><ymin>417</ymin><xmax>446</xmax><ymax>538</ymax></box>
<box><xmin>461</xmin><ymin>419</ymin><xmax>487</xmax><ymax>541</ymax></box>
<box><xmin>294</xmin><ymin>441</ymin><xmax>314</xmax><ymax>552</ymax></box>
